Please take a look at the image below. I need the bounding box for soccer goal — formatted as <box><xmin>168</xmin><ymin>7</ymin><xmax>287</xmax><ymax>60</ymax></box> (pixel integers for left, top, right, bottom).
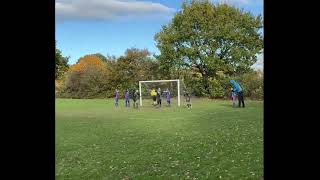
<box><xmin>139</xmin><ymin>79</ymin><xmax>181</xmax><ymax>107</ymax></box>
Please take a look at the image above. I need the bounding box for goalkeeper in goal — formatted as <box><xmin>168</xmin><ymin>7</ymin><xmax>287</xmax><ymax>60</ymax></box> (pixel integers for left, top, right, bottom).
<box><xmin>150</xmin><ymin>89</ymin><xmax>157</xmax><ymax>106</ymax></box>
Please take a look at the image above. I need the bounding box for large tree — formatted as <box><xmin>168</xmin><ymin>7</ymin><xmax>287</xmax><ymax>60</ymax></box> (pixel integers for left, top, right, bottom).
<box><xmin>55</xmin><ymin>41</ymin><xmax>69</xmax><ymax>79</ymax></box>
<box><xmin>110</xmin><ymin>48</ymin><xmax>160</xmax><ymax>91</ymax></box>
<box><xmin>90</xmin><ymin>53</ymin><xmax>117</xmax><ymax>63</ymax></box>
<box><xmin>64</xmin><ymin>55</ymin><xmax>110</xmax><ymax>98</ymax></box>
<box><xmin>154</xmin><ymin>0</ymin><xmax>263</xmax><ymax>95</ymax></box>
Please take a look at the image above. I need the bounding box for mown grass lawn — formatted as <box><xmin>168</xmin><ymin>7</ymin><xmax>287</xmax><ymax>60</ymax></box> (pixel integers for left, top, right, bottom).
<box><xmin>56</xmin><ymin>98</ymin><xmax>263</xmax><ymax>179</ymax></box>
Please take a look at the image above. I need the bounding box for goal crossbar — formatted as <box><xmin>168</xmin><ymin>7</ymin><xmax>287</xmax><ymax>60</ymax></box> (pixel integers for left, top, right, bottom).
<box><xmin>139</xmin><ymin>79</ymin><xmax>180</xmax><ymax>107</ymax></box>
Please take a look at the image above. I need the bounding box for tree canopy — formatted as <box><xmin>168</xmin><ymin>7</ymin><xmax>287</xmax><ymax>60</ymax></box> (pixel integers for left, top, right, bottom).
<box><xmin>155</xmin><ymin>0</ymin><xmax>263</xmax><ymax>95</ymax></box>
<box><xmin>55</xmin><ymin>41</ymin><xmax>69</xmax><ymax>79</ymax></box>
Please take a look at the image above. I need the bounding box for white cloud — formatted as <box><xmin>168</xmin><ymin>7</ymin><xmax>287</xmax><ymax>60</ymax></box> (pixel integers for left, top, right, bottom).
<box><xmin>56</xmin><ymin>0</ymin><xmax>176</xmax><ymax>21</ymax></box>
<box><xmin>213</xmin><ymin>0</ymin><xmax>262</xmax><ymax>6</ymax></box>
<box><xmin>215</xmin><ymin>0</ymin><xmax>250</xmax><ymax>5</ymax></box>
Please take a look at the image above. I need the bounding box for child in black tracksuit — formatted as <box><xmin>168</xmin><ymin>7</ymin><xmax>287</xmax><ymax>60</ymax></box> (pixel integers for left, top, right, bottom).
<box><xmin>132</xmin><ymin>90</ymin><xmax>139</xmax><ymax>109</ymax></box>
<box><xmin>156</xmin><ymin>88</ymin><xmax>162</xmax><ymax>107</ymax></box>
<box><xmin>184</xmin><ymin>91</ymin><xmax>192</xmax><ymax>109</ymax></box>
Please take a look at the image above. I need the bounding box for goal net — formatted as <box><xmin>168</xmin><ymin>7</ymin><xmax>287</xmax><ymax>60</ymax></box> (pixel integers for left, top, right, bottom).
<box><xmin>139</xmin><ymin>79</ymin><xmax>181</xmax><ymax>107</ymax></box>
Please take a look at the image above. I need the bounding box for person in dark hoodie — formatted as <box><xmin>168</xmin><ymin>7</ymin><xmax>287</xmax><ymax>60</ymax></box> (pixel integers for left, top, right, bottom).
<box><xmin>184</xmin><ymin>91</ymin><xmax>192</xmax><ymax>109</ymax></box>
<box><xmin>156</xmin><ymin>88</ymin><xmax>162</xmax><ymax>108</ymax></box>
<box><xmin>230</xmin><ymin>80</ymin><xmax>245</xmax><ymax>108</ymax></box>
<box><xmin>132</xmin><ymin>90</ymin><xmax>139</xmax><ymax>109</ymax></box>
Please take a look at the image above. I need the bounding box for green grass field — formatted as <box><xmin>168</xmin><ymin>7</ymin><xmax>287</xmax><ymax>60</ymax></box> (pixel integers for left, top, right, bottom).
<box><xmin>56</xmin><ymin>98</ymin><xmax>263</xmax><ymax>179</ymax></box>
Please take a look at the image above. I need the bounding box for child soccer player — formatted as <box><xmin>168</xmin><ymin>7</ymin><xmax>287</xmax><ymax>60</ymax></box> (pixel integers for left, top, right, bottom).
<box><xmin>184</xmin><ymin>91</ymin><xmax>192</xmax><ymax>109</ymax></box>
<box><xmin>125</xmin><ymin>89</ymin><xmax>130</xmax><ymax>107</ymax></box>
<box><xmin>165</xmin><ymin>88</ymin><xmax>171</xmax><ymax>107</ymax></box>
<box><xmin>133</xmin><ymin>90</ymin><xmax>139</xmax><ymax>109</ymax></box>
<box><xmin>231</xmin><ymin>88</ymin><xmax>237</xmax><ymax>108</ymax></box>
<box><xmin>156</xmin><ymin>88</ymin><xmax>162</xmax><ymax>108</ymax></box>
<box><xmin>151</xmin><ymin>89</ymin><xmax>157</xmax><ymax>106</ymax></box>
<box><xmin>115</xmin><ymin>89</ymin><xmax>119</xmax><ymax>107</ymax></box>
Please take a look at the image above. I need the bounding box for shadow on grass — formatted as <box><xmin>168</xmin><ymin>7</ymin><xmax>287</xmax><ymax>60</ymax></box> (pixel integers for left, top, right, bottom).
<box><xmin>218</xmin><ymin>103</ymin><xmax>244</xmax><ymax>108</ymax></box>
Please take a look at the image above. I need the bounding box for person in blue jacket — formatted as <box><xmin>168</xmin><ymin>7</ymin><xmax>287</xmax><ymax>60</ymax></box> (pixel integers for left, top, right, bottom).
<box><xmin>230</xmin><ymin>80</ymin><xmax>245</xmax><ymax>108</ymax></box>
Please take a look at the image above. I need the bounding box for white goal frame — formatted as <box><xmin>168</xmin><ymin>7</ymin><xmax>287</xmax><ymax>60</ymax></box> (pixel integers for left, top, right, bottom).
<box><xmin>139</xmin><ymin>79</ymin><xmax>180</xmax><ymax>107</ymax></box>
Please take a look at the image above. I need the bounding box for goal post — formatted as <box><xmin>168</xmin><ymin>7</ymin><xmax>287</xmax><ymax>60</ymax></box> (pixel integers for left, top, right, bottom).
<box><xmin>139</xmin><ymin>79</ymin><xmax>180</xmax><ymax>107</ymax></box>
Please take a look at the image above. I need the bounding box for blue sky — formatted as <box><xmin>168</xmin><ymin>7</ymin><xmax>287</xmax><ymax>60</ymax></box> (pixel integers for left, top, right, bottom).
<box><xmin>56</xmin><ymin>0</ymin><xmax>263</xmax><ymax>68</ymax></box>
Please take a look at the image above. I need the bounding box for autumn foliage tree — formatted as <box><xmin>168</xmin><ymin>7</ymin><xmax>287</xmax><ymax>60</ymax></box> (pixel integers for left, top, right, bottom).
<box><xmin>63</xmin><ymin>55</ymin><xmax>110</xmax><ymax>98</ymax></box>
